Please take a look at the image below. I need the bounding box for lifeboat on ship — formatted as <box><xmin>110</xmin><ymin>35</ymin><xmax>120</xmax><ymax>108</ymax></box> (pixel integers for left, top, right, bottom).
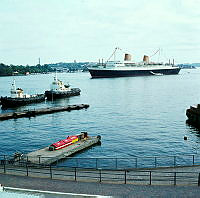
<box><xmin>49</xmin><ymin>132</ymin><xmax>88</xmax><ymax>151</ymax></box>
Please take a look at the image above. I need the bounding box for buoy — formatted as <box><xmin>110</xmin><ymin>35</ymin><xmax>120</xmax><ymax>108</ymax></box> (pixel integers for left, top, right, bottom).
<box><xmin>184</xmin><ymin>136</ymin><xmax>188</xmax><ymax>140</ymax></box>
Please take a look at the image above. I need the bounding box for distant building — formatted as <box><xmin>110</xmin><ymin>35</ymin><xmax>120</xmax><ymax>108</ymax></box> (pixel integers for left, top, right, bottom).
<box><xmin>13</xmin><ymin>71</ymin><xmax>19</xmax><ymax>75</ymax></box>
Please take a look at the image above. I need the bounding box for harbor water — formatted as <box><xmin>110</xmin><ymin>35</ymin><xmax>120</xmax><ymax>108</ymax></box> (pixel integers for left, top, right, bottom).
<box><xmin>1</xmin><ymin>69</ymin><xmax>200</xmax><ymax>168</ymax></box>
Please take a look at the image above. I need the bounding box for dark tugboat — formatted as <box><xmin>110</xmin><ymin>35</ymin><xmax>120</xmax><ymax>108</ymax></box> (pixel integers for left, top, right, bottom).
<box><xmin>186</xmin><ymin>104</ymin><xmax>200</xmax><ymax>127</ymax></box>
<box><xmin>45</xmin><ymin>74</ymin><xmax>81</xmax><ymax>100</ymax></box>
<box><xmin>0</xmin><ymin>80</ymin><xmax>45</xmax><ymax>108</ymax></box>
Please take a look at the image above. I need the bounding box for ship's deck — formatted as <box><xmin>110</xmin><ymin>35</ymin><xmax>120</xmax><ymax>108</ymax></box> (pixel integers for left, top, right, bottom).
<box><xmin>89</xmin><ymin>65</ymin><xmax>180</xmax><ymax>71</ymax></box>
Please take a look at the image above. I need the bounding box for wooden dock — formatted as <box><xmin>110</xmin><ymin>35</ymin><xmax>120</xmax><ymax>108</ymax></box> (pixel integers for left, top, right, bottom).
<box><xmin>23</xmin><ymin>136</ymin><xmax>101</xmax><ymax>165</ymax></box>
<box><xmin>0</xmin><ymin>104</ymin><xmax>89</xmax><ymax>121</ymax></box>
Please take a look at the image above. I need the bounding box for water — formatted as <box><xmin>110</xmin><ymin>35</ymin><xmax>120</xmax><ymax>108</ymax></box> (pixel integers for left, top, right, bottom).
<box><xmin>1</xmin><ymin>69</ymin><xmax>200</xmax><ymax>167</ymax></box>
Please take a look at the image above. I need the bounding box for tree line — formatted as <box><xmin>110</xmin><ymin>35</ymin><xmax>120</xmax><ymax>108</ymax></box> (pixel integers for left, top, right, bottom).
<box><xmin>0</xmin><ymin>63</ymin><xmax>54</xmax><ymax>76</ymax></box>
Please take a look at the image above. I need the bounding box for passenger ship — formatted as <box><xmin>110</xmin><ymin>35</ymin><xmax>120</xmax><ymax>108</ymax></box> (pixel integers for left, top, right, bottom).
<box><xmin>87</xmin><ymin>48</ymin><xmax>181</xmax><ymax>78</ymax></box>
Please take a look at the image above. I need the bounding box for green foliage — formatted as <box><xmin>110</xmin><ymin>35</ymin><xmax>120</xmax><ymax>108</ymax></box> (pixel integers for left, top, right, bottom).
<box><xmin>0</xmin><ymin>63</ymin><xmax>54</xmax><ymax>76</ymax></box>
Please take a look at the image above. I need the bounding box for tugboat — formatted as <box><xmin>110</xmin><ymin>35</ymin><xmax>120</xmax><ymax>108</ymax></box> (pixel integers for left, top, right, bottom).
<box><xmin>186</xmin><ymin>104</ymin><xmax>200</xmax><ymax>127</ymax></box>
<box><xmin>0</xmin><ymin>80</ymin><xmax>45</xmax><ymax>108</ymax></box>
<box><xmin>45</xmin><ymin>74</ymin><xmax>81</xmax><ymax>100</ymax></box>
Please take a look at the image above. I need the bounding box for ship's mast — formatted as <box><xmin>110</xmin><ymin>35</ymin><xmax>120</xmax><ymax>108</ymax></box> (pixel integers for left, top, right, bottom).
<box><xmin>10</xmin><ymin>79</ymin><xmax>17</xmax><ymax>98</ymax></box>
<box><xmin>54</xmin><ymin>69</ymin><xmax>58</xmax><ymax>82</ymax></box>
<box><xmin>55</xmin><ymin>70</ymin><xmax>57</xmax><ymax>81</ymax></box>
<box><xmin>107</xmin><ymin>47</ymin><xmax>119</xmax><ymax>62</ymax></box>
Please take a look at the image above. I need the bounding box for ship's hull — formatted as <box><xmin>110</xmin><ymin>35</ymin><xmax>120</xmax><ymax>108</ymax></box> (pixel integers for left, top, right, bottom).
<box><xmin>186</xmin><ymin>105</ymin><xmax>200</xmax><ymax>127</ymax></box>
<box><xmin>45</xmin><ymin>88</ymin><xmax>81</xmax><ymax>100</ymax></box>
<box><xmin>88</xmin><ymin>67</ymin><xmax>181</xmax><ymax>78</ymax></box>
<box><xmin>0</xmin><ymin>94</ymin><xmax>45</xmax><ymax>108</ymax></box>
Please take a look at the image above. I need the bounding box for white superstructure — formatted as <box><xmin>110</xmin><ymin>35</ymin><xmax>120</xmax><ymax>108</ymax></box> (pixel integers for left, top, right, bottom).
<box><xmin>91</xmin><ymin>47</ymin><xmax>179</xmax><ymax>71</ymax></box>
<box><xmin>10</xmin><ymin>80</ymin><xmax>30</xmax><ymax>98</ymax></box>
<box><xmin>50</xmin><ymin>73</ymin><xmax>71</xmax><ymax>93</ymax></box>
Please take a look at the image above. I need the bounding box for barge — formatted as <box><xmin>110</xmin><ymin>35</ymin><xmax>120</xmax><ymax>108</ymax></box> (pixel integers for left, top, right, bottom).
<box><xmin>0</xmin><ymin>104</ymin><xmax>89</xmax><ymax>120</ymax></box>
<box><xmin>23</xmin><ymin>132</ymin><xmax>101</xmax><ymax>165</ymax></box>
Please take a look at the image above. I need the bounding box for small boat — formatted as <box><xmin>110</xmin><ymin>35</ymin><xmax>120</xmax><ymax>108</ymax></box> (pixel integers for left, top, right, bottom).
<box><xmin>0</xmin><ymin>80</ymin><xmax>45</xmax><ymax>108</ymax></box>
<box><xmin>45</xmin><ymin>74</ymin><xmax>81</xmax><ymax>100</ymax></box>
<box><xmin>150</xmin><ymin>71</ymin><xmax>164</xmax><ymax>76</ymax></box>
<box><xmin>49</xmin><ymin>132</ymin><xmax>88</xmax><ymax>151</ymax></box>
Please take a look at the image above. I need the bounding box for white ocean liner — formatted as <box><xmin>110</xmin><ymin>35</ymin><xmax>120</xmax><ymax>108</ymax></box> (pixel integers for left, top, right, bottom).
<box><xmin>88</xmin><ymin>48</ymin><xmax>181</xmax><ymax>78</ymax></box>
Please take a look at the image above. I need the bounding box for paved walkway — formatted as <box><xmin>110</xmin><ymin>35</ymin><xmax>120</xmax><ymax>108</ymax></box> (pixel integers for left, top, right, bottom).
<box><xmin>1</xmin><ymin>172</ymin><xmax>200</xmax><ymax>197</ymax></box>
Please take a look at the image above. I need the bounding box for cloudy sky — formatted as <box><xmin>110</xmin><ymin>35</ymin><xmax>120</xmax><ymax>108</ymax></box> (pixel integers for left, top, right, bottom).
<box><xmin>0</xmin><ymin>0</ymin><xmax>200</xmax><ymax>65</ymax></box>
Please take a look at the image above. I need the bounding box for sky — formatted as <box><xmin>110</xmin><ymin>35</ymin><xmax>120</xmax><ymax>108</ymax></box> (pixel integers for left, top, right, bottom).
<box><xmin>0</xmin><ymin>0</ymin><xmax>200</xmax><ymax>65</ymax></box>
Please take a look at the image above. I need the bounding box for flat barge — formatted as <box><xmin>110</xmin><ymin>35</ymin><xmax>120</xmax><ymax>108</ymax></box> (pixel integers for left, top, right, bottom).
<box><xmin>23</xmin><ymin>133</ymin><xmax>101</xmax><ymax>165</ymax></box>
<box><xmin>0</xmin><ymin>104</ymin><xmax>89</xmax><ymax>120</ymax></box>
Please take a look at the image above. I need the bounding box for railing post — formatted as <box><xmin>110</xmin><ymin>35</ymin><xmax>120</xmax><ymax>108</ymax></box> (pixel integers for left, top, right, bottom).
<box><xmin>99</xmin><ymin>168</ymin><xmax>102</xmax><ymax>183</ymax></box>
<box><xmin>3</xmin><ymin>162</ymin><xmax>6</xmax><ymax>174</ymax></box>
<box><xmin>198</xmin><ymin>173</ymin><xmax>200</xmax><ymax>186</ymax></box>
<box><xmin>76</xmin><ymin>158</ymin><xmax>78</xmax><ymax>168</ymax></box>
<box><xmin>174</xmin><ymin>156</ymin><xmax>176</xmax><ymax>167</ymax></box>
<box><xmin>3</xmin><ymin>155</ymin><xmax>6</xmax><ymax>173</ymax></box>
<box><xmin>26</xmin><ymin>164</ymin><xmax>29</xmax><ymax>176</ymax></box>
<box><xmin>74</xmin><ymin>167</ymin><xmax>77</xmax><ymax>181</ymax></box>
<box><xmin>19</xmin><ymin>155</ymin><xmax>21</xmax><ymax>164</ymax></box>
<box><xmin>193</xmin><ymin>155</ymin><xmax>195</xmax><ymax>165</ymax></box>
<box><xmin>38</xmin><ymin>156</ymin><xmax>41</xmax><ymax>165</ymax></box>
<box><xmin>174</xmin><ymin>172</ymin><xmax>176</xmax><ymax>186</ymax></box>
<box><xmin>26</xmin><ymin>156</ymin><xmax>29</xmax><ymax>164</ymax></box>
<box><xmin>135</xmin><ymin>158</ymin><xmax>138</xmax><ymax>168</ymax></box>
<box><xmin>154</xmin><ymin>157</ymin><xmax>157</xmax><ymax>168</ymax></box>
<box><xmin>149</xmin><ymin>171</ymin><xmax>152</xmax><ymax>185</ymax></box>
<box><xmin>50</xmin><ymin>165</ymin><xmax>52</xmax><ymax>179</ymax></box>
<box><xmin>96</xmin><ymin>158</ymin><xmax>98</xmax><ymax>169</ymax></box>
<box><xmin>124</xmin><ymin>170</ymin><xmax>127</xmax><ymax>184</ymax></box>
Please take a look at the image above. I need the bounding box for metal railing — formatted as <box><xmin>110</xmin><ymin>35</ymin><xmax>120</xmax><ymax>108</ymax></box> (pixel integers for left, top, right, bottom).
<box><xmin>0</xmin><ymin>164</ymin><xmax>200</xmax><ymax>186</ymax></box>
<box><xmin>1</xmin><ymin>154</ymin><xmax>200</xmax><ymax>169</ymax></box>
